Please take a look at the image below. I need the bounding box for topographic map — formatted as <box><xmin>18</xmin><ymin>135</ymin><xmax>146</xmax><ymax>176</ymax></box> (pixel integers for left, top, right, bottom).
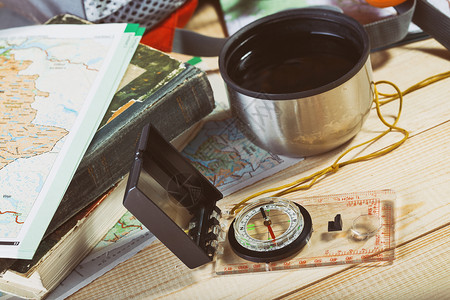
<box><xmin>93</xmin><ymin>211</ymin><xmax>144</xmax><ymax>250</ymax></box>
<box><xmin>0</xmin><ymin>24</ymin><xmax>140</xmax><ymax>259</ymax></box>
<box><xmin>182</xmin><ymin>117</ymin><xmax>301</xmax><ymax>196</ymax></box>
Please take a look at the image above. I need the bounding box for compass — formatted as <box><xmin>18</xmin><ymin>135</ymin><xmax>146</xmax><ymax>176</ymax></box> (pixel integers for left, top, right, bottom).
<box><xmin>124</xmin><ymin>124</ymin><xmax>314</xmax><ymax>268</ymax></box>
<box><xmin>228</xmin><ymin>198</ymin><xmax>312</xmax><ymax>262</ymax></box>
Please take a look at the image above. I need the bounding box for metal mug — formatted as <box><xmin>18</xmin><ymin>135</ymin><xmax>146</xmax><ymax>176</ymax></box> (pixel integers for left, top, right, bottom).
<box><xmin>219</xmin><ymin>8</ymin><xmax>373</xmax><ymax>157</ymax></box>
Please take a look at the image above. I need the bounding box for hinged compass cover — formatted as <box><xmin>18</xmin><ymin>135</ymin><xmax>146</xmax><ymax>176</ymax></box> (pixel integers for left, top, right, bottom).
<box><xmin>123</xmin><ymin>124</ymin><xmax>223</xmax><ymax>269</ymax></box>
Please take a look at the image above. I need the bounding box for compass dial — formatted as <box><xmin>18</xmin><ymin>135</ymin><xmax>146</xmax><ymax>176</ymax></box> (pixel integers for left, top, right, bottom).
<box><xmin>228</xmin><ymin>197</ymin><xmax>312</xmax><ymax>262</ymax></box>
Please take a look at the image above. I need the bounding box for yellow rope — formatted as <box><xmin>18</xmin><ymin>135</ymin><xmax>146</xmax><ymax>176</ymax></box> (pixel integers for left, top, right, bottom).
<box><xmin>230</xmin><ymin>71</ymin><xmax>449</xmax><ymax>215</ymax></box>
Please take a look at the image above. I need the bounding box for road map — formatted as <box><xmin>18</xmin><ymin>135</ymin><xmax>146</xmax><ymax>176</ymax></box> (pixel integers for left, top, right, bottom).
<box><xmin>0</xmin><ymin>23</ymin><xmax>142</xmax><ymax>259</ymax></box>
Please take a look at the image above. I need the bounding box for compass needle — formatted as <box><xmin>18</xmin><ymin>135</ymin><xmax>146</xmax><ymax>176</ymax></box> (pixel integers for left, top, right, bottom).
<box><xmin>260</xmin><ymin>207</ymin><xmax>276</xmax><ymax>241</ymax></box>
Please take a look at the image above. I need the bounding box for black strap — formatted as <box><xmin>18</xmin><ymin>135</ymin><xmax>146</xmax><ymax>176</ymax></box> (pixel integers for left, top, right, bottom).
<box><xmin>173</xmin><ymin>28</ymin><xmax>227</xmax><ymax>57</ymax></box>
<box><xmin>413</xmin><ymin>0</ymin><xmax>450</xmax><ymax>50</ymax></box>
<box><xmin>172</xmin><ymin>0</ymin><xmax>449</xmax><ymax>56</ymax></box>
<box><xmin>364</xmin><ymin>0</ymin><xmax>416</xmax><ymax>50</ymax></box>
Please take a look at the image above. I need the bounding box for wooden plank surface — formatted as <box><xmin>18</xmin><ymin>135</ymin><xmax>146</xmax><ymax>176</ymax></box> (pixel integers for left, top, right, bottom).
<box><xmin>69</xmin><ymin>3</ymin><xmax>450</xmax><ymax>299</ymax></box>
<box><xmin>279</xmin><ymin>223</ymin><xmax>450</xmax><ymax>300</ymax></box>
<box><xmin>69</xmin><ymin>121</ymin><xmax>450</xmax><ymax>300</ymax></box>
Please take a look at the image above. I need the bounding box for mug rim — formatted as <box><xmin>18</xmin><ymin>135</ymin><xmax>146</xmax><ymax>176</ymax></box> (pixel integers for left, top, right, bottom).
<box><xmin>218</xmin><ymin>8</ymin><xmax>371</xmax><ymax>100</ymax></box>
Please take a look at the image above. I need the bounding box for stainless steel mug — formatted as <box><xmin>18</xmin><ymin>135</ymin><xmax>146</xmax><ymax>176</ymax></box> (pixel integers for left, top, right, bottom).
<box><xmin>219</xmin><ymin>8</ymin><xmax>373</xmax><ymax>157</ymax></box>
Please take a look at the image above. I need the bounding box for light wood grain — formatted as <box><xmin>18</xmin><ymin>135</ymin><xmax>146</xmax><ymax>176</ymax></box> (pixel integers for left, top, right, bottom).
<box><xmin>68</xmin><ymin>3</ymin><xmax>450</xmax><ymax>299</ymax></box>
<box><xmin>69</xmin><ymin>120</ymin><xmax>449</xmax><ymax>300</ymax></box>
<box><xmin>278</xmin><ymin>223</ymin><xmax>450</xmax><ymax>300</ymax></box>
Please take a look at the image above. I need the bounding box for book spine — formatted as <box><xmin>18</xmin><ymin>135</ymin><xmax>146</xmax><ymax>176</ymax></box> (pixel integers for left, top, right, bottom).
<box><xmin>45</xmin><ymin>66</ymin><xmax>215</xmax><ymax>235</ymax></box>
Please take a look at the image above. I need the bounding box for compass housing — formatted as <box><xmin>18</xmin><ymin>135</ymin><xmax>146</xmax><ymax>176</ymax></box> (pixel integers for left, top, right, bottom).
<box><xmin>228</xmin><ymin>198</ymin><xmax>312</xmax><ymax>262</ymax></box>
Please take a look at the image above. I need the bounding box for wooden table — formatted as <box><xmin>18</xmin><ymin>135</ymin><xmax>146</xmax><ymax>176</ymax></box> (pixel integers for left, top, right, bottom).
<box><xmin>69</xmin><ymin>2</ymin><xmax>450</xmax><ymax>299</ymax></box>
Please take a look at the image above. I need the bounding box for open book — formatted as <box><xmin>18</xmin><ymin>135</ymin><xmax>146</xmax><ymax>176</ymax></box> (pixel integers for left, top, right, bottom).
<box><xmin>0</xmin><ymin>23</ymin><xmax>142</xmax><ymax>260</ymax></box>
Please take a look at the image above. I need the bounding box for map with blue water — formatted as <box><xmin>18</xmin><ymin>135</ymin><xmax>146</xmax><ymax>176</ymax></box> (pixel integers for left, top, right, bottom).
<box><xmin>0</xmin><ymin>23</ymin><xmax>141</xmax><ymax>259</ymax></box>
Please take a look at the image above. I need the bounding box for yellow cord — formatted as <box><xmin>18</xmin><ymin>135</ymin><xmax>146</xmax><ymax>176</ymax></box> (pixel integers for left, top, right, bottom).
<box><xmin>378</xmin><ymin>71</ymin><xmax>450</xmax><ymax>105</ymax></box>
<box><xmin>230</xmin><ymin>71</ymin><xmax>450</xmax><ymax>215</ymax></box>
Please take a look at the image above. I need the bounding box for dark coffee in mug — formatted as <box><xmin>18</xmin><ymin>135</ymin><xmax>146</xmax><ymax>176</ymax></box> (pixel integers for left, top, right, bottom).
<box><xmin>228</xmin><ymin>32</ymin><xmax>360</xmax><ymax>94</ymax></box>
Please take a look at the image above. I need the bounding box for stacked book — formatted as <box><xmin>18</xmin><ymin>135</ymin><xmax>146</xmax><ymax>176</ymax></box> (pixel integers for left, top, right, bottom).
<box><xmin>0</xmin><ymin>15</ymin><xmax>215</xmax><ymax>299</ymax></box>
